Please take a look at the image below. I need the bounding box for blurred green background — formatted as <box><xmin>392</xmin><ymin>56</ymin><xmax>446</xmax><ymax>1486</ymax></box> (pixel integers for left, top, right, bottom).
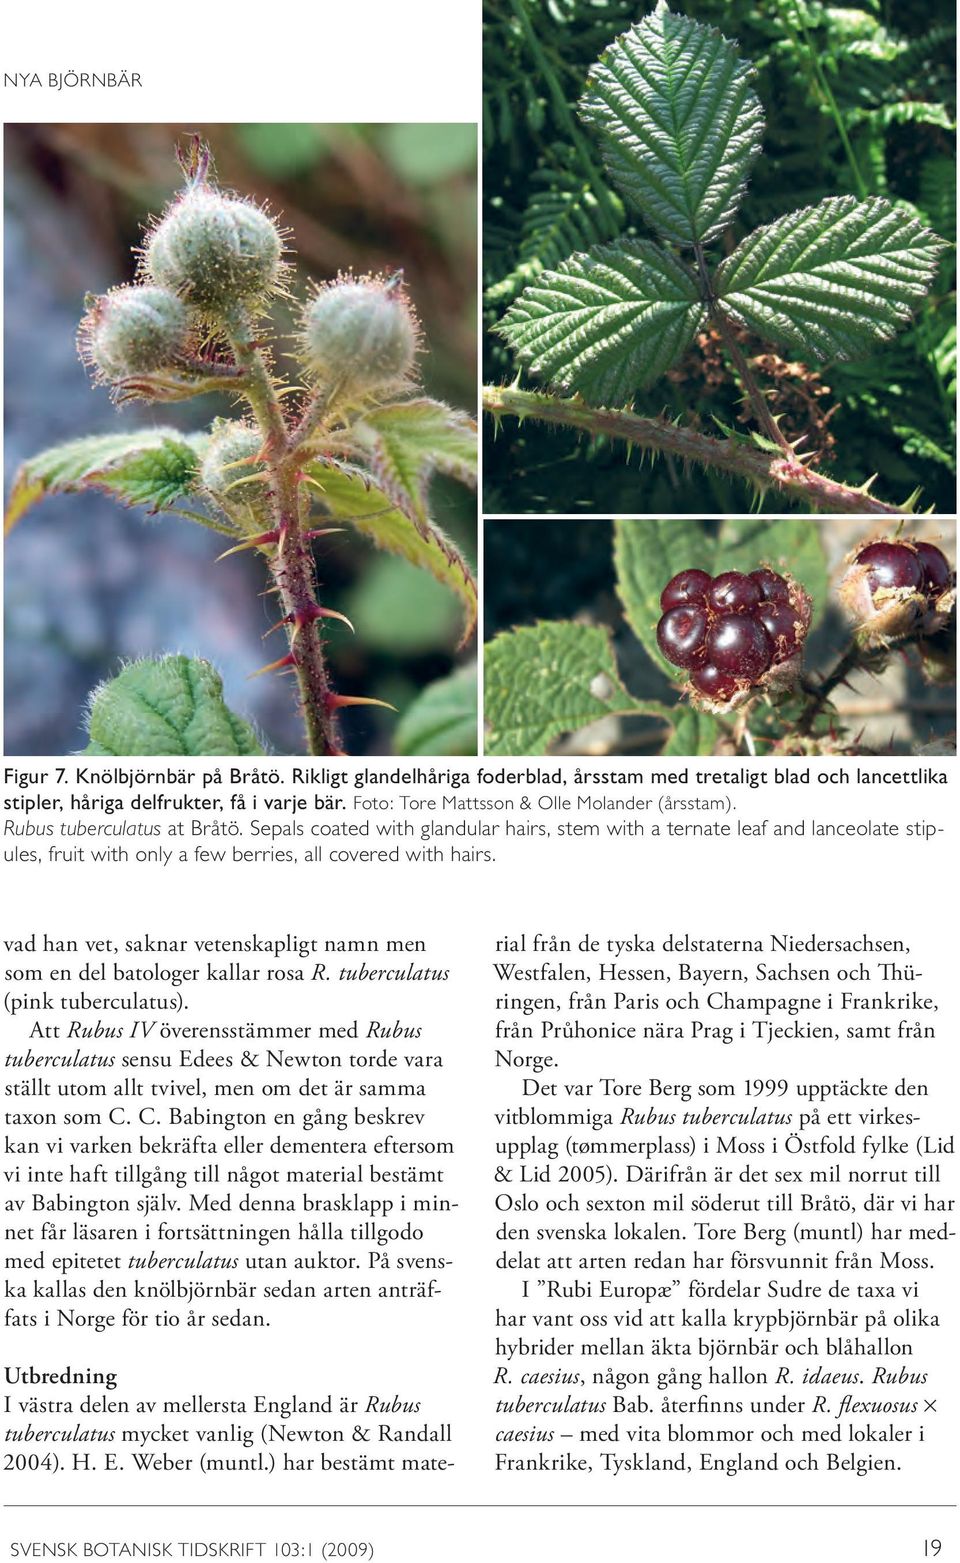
<box><xmin>4</xmin><ymin>122</ymin><xmax>477</xmax><ymax>754</ymax></box>
<box><xmin>483</xmin><ymin>0</ymin><xmax>956</xmax><ymax>514</ymax></box>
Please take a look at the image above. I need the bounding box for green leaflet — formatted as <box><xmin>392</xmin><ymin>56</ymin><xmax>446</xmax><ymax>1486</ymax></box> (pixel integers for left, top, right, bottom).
<box><xmin>484</xmin><ymin>620</ymin><xmax>665</xmax><ymax>756</ymax></box>
<box><xmin>5</xmin><ymin>429</ymin><xmax>208</xmax><ymax>534</ymax></box>
<box><xmin>395</xmin><ymin>665</ymin><xmax>478</xmax><ymax>757</ymax></box>
<box><xmin>579</xmin><ymin>1</ymin><xmax>764</xmax><ymax>247</ymax></box>
<box><xmin>715</xmin><ymin>196</ymin><xmax>947</xmax><ymax>362</ymax></box>
<box><xmin>348</xmin><ymin>399</ymin><xmax>477</xmax><ymax>525</ymax></box>
<box><xmin>83</xmin><ymin>656</ymin><xmax>264</xmax><ymax>757</ymax></box>
<box><xmin>498</xmin><ymin>238</ymin><xmax>705</xmax><ymax>403</ymax></box>
<box><xmin>304</xmin><ymin>462</ymin><xmax>477</xmax><ymax>646</ymax></box>
<box><xmin>661</xmin><ymin>705</ymin><xmax>720</xmax><ymax>756</ymax></box>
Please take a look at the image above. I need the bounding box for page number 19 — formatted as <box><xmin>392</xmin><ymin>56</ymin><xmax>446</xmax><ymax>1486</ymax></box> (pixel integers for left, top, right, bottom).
<box><xmin>924</xmin><ymin>1543</ymin><xmax>941</xmax><ymax>1557</ymax></box>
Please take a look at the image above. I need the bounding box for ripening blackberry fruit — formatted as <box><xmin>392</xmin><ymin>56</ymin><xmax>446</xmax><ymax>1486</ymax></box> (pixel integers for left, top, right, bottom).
<box><xmin>706</xmin><ymin>614</ymin><xmax>772</xmax><ymax>681</ymax></box>
<box><xmin>656</xmin><ymin>605</ymin><xmax>708</xmax><ymax>669</ymax></box>
<box><xmin>914</xmin><ymin>542</ymin><xmax>952</xmax><ymax>596</ymax></box>
<box><xmin>657</xmin><ymin>564</ymin><xmax>812</xmax><ymax>711</ymax></box>
<box><xmin>659</xmin><ymin>568</ymin><xmax>711</xmax><ymax>611</ymax></box>
<box><xmin>840</xmin><ymin>537</ymin><xmax>954</xmax><ymax>644</ymax></box>
<box><xmin>708</xmin><ymin>571</ymin><xmax>763</xmax><ymax>615</ymax></box>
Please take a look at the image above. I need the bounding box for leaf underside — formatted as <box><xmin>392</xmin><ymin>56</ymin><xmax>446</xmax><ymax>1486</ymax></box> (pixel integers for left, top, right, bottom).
<box><xmin>4</xmin><ymin>429</ymin><xmax>206</xmax><ymax>534</ymax></box>
<box><xmin>305</xmin><ymin>462</ymin><xmax>477</xmax><ymax>647</ymax></box>
<box><xmin>579</xmin><ymin>0</ymin><xmax>764</xmax><ymax>246</ymax></box>
<box><xmin>716</xmin><ymin>196</ymin><xmax>947</xmax><ymax>361</ymax></box>
<box><xmin>499</xmin><ymin>238</ymin><xmax>705</xmax><ymax>403</ymax></box>
<box><xmin>349</xmin><ymin>398</ymin><xmax>478</xmax><ymax>525</ymax></box>
<box><xmin>83</xmin><ymin>656</ymin><xmax>264</xmax><ymax>757</ymax></box>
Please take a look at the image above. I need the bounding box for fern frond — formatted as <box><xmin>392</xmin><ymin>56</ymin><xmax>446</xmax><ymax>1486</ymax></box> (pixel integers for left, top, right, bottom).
<box><xmin>485</xmin><ymin>171</ymin><xmax>624</xmax><ymax>304</ymax></box>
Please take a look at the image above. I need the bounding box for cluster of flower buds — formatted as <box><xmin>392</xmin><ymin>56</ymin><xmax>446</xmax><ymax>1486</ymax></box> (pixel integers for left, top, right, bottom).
<box><xmin>839</xmin><ymin>538</ymin><xmax>954</xmax><ymax>646</ymax></box>
<box><xmin>656</xmin><ymin>566</ymin><xmax>813</xmax><ymax>714</ymax></box>
<box><xmin>77</xmin><ymin>142</ymin><xmax>286</xmax><ymax>395</ymax></box>
<box><xmin>78</xmin><ymin>139</ymin><xmax>420</xmax><ymax>426</ymax></box>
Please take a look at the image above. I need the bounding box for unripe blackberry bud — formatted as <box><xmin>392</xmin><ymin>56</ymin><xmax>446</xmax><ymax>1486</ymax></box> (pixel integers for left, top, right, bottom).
<box><xmin>143</xmin><ymin>186</ymin><xmax>283</xmax><ymax>316</ymax></box>
<box><xmin>201</xmin><ymin>420</ymin><xmax>268</xmax><ymax>530</ymax></box>
<box><xmin>78</xmin><ymin>284</ymin><xmax>190</xmax><ymax>381</ymax></box>
<box><xmin>299</xmin><ymin>275</ymin><xmax>418</xmax><ymax>396</ymax></box>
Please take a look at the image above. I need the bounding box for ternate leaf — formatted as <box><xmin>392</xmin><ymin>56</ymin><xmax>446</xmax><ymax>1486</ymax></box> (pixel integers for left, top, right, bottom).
<box><xmin>498</xmin><ymin>239</ymin><xmax>705</xmax><ymax>403</ymax></box>
<box><xmin>579</xmin><ymin>1</ymin><xmax>764</xmax><ymax>246</ymax></box>
<box><xmin>484</xmin><ymin>620</ymin><xmax>666</xmax><ymax>756</ymax></box>
<box><xmin>715</xmin><ymin>196</ymin><xmax>947</xmax><ymax>361</ymax></box>
<box><xmin>83</xmin><ymin>656</ymin><xmax>265</xmax><ymax>757</ymax></box>
<box><xmin>304</xmin><ymin>462</ymin><xmax>476</xmax><ymax>645</ymax></box>
<box><xmin>5</xmin><ymin>429</ymin><xmax>206</xmax><ymax>534</ymax></box>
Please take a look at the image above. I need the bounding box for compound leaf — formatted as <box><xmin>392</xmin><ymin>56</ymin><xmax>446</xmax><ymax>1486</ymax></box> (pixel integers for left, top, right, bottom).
<box><xmin>484</xmin><ymin>620</ymin><xmax>666</xmax><ymax>756</ymax></box>
<box><xmin>579</xmin><ymin>1</ymin><xmax>764</xmax><ymax>247</ymax></box>
<box><xmin>716</xmin><ymin>196</ymin><xmax>946</xmax><ymax>361</ymax></box>
<box><xmin>395</xmin><ymin>665</ymin><xmax>477</xmax><ymax>757</ymax></box>
<box><xmin>348</xmin><ymin>399</ymin><xmax>477</xmax><ymax>526</ymax></box>
<box><xmin>304</xmin><ymin>461</ymin><xmax>476</xmax><ymax>646</ymax></box>
<box><xmin>83</xmin><ymin>656</ymin><xmax>264</xmax><ymax>757</ymax></box>
<box><xmin>499</xmin><ymin>238</ymin><xmax>705</xmax><ymax>403</ymax></box>
<box><xmin>5</xmin><ymin>429</ymin><xmax>207</xmax><ymax>534</ymax></box>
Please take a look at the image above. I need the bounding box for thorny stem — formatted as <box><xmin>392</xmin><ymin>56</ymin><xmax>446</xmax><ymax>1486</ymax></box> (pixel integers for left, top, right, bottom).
<box><xmin>797</xmin><ymin>629</ymin><xmax>930</xmax><ymax>736</ymax></box>
<box><xmin>715</xmin><ymin>311</ymin><xmax>793</xmax><ymax>453</ymax></box>
<box><xmin>483</xmin><ymin>385</ymin><xmax>911</xmax><ymax>517</ymax></box>
<box><xmin>797</xmin><ymin>644</ymin><xmax>863</xmax><ymax>733</ymax></box>
<box><xmin>225</xmin><ymin>309</ymin><xmax>339</xmax><ymax>756</ymax></box>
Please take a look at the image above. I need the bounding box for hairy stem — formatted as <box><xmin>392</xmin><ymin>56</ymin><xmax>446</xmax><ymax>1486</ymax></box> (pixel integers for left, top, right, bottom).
<box><xmin>225</xmin><ymin>310</ymin><xmax>339</xmax><ymax>755</ymax></box>
<box><xmin>483</xmin><ymin>384</ymin><xmax>911</xmax><ymax>517</ymax></box>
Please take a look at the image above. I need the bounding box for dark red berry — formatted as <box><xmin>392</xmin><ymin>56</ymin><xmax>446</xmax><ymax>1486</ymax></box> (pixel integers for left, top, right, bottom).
<box><xmin>690</xmin><ymin>664</ymin><xmax>740</xmax><ymax>702</ymax></box>
<box><xmin>656</xmin><ymin>605</ymin><xmax>708</xmax><ymax>669</ymax></box>
<box><xmin>660</xmin><ymin>568</ymin><xmax>711</xmax><ymax>611</ymax></box>
<box><xmin>708</xmin><ymin>570</ymin><xmax>763</xmax><ymax>614</ymax></box>
<box><xmin>856</xmin><ymin>542</ymin><xmax>924</xmax><ymax>595</ymax></box>
<box><xmin>706</xmin><ymin>614</ymin><xmax>773</xmax><ymax>681</ymax></box>
<box><xmin>914</xmin><ymin>542</ymin><xmax>952</xmax><ymax>596</ymax></box>
<box><xmin>750</xmin><ymin>568</ymin><xmax>791</xmax><ymax>603</ymax></box>
<box><xmin>758</xmin><ymin>601</ymin><xmax>802</xmax><ymax>664</ymax></box>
